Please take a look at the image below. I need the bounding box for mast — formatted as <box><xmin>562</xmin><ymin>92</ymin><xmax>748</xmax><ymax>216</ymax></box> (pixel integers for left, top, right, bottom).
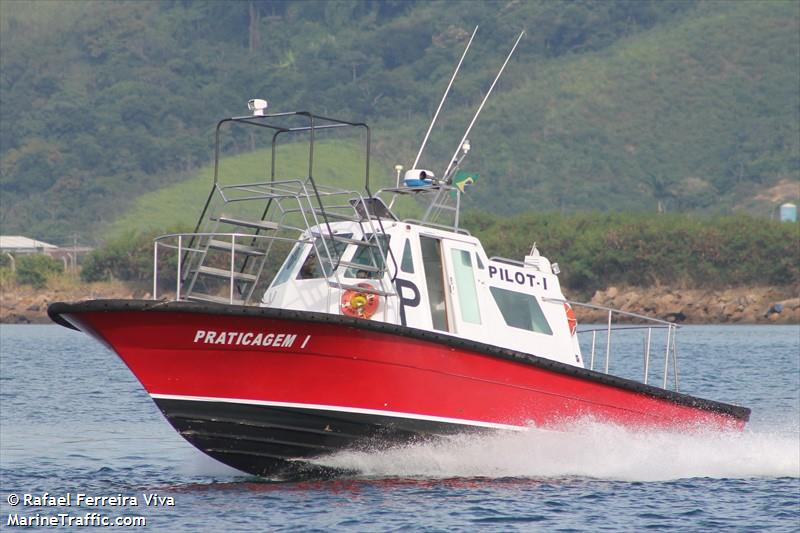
<box><xmin>411</xmin><ymin>25</ymin><xmax>478</xmax><ymax>170</ymax></box>
<box><xmin>441</xmin><ymin>30</ymin><xmax>525</xmax><ymax>182</ymax></box>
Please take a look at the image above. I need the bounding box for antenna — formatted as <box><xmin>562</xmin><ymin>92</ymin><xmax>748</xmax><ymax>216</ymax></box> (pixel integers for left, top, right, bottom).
<box><xmin>411</xmin><ymin>25</ymin><xmax>478</xmax><ymax>170</ymax></box>
<box><xmin>442</xmin><ymin>30</ymin><xmax>525</xmax><ymax>181</ymax></box>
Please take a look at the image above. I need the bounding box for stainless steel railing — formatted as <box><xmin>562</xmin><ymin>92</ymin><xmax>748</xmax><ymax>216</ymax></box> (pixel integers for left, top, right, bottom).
<box><xmin>153</xmin><ymin>232</ymin><xmax>307</xmax><ymax>304</ymax></box>
<box><xmin>544</xmin><ymin>298</ymin><xmax>680</xmax><ymax>391</ymax></box>
<box><xmin>155</xmin><ymin>177</ymin><xmax>397</xmax><ymax>307</ymax></box>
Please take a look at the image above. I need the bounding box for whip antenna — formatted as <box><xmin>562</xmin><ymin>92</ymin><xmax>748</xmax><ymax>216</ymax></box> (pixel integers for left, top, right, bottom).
<box><xmin>442</xmin><ymin>30</ymin><xmax>524</xmax><ymax>181</ymax></box>
<box><xmin>411</xmin><ymin>25</ymin><xmax>478</xmax><ymax>170</ymax></box>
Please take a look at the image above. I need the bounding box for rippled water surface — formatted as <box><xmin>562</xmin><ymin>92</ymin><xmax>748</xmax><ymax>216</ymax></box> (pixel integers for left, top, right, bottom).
<box><xmin>1</xmin><ymin>324</ymin><xmax>798</xmax><ymax>531</ymax></box>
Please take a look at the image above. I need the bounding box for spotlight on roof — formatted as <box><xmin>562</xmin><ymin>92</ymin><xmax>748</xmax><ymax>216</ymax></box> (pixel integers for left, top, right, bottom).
<box><xmin>248</xmin><ymin>99</ymin><xmax>268</xmax><ymax>116</ymax></box>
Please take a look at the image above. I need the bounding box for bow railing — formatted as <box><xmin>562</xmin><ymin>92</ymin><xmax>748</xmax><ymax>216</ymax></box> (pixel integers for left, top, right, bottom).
<box><xmin>544</xmin><ymin>298</ymin><xmax>680</xmax><ymax>391</ymax></box>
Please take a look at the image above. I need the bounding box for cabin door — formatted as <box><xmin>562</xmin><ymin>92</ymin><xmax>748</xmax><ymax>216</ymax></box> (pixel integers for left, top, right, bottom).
<box><xmin>442</xmin><ymin>241</ymin><xmax>485</xmax><ymax>338</ymax></box>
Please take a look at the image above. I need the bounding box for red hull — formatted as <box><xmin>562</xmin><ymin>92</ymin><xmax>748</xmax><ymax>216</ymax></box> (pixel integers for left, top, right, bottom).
<box><xmin>50</xmin><ymin>300</ymin><xmax>748</xmax><ymax>477</ymax></box>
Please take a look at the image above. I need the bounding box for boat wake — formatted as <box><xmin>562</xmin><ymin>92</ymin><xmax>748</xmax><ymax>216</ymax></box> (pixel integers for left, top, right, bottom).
<box><xmin>310</xmin><ymin>418</ymin><xmax>800</xmax><ymax>482</ymax></box>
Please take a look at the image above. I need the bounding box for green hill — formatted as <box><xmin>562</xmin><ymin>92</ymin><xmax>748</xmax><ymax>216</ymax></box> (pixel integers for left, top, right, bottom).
<box><xmin>1</xmin><ymin>0</ymin><xmax>797</xmax><ymax>243</ymax></box>
<box><xmin>458</xmin><ymin>0</ymin><xmax>800</xmax><ymax>215</ymax></box>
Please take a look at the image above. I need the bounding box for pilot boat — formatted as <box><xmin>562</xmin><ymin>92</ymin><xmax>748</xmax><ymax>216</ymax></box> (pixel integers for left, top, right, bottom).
<box><xmin>48</xmin><ymin>32</ymin><xmax>749</xmax><ymax>479</ymax></box>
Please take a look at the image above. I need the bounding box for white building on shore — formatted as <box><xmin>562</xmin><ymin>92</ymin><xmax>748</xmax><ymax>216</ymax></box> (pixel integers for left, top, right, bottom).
<box><xmin>0</xmin><ymin>235</ymin><xmax>59</xmax><ymax>255</ymax></box>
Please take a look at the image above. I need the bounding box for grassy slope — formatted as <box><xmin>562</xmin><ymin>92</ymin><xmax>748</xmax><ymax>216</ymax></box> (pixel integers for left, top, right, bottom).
<box><xmin>429</xmin><ymin>1</ymin><xmax>800</xmax><ymax>215</ymax></box>
<box><xmin>107</xmin><ymin>140</ymin><xmax>404</xmax><ymax>237</ymax></box>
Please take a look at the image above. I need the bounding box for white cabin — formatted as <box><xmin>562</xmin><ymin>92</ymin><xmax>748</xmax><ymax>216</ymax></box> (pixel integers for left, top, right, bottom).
<box><xmin>261</xmin><ymin>219</ymin><xmax>584</xmax><ymax>367</ymax></box>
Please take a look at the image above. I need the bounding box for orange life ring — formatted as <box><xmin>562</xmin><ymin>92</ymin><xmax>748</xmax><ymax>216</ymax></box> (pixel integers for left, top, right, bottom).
<box><xmin>564</xmin><ymin>302</ymin><xmax>577</xmax><ymax>335</ymax></box>
<box><xmin>341</xmin><ymin>282</ymin><xmax>379</xmax><ymax>319</ymax></box>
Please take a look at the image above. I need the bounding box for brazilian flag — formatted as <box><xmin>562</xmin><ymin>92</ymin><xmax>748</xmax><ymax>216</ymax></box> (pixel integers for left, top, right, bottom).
<box><xmin>451</xmin><ymin>170</ymin><xmax>478</xmax><ymax>197</ymax></box>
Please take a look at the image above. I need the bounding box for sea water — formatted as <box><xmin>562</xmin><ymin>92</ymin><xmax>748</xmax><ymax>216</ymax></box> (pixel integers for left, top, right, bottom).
<box><xmin>0</xmin><ymin>324</ymin><xmax>797</xmax><ymax>531</ymax></box>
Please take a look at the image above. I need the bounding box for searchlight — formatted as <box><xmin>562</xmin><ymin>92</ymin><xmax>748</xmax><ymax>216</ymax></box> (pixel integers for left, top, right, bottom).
<box><xmin>248</xmin><ymin>99</ymin><xmax>268</xmax><ymax>116</ymax></box>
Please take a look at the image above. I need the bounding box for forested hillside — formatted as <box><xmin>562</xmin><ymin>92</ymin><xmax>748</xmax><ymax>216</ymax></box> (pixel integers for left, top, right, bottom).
<box><xmin>1</xmin><ymin>0</ymin><xmax>798</xmax><ymax>243</ymax></box>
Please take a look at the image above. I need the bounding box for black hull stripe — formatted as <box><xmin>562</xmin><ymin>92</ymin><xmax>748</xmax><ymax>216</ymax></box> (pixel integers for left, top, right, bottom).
<box><xmin>154</xmin><ymin>398</ymin><xmax>484</xmax><ymax>478</ymax></box>
<box><xmin>156</xmin><ymin>398</ymin><xmax>483</xmax><ymax>443</ymax></box>
<box><xmin>153</xmin><ymin>394</ymin><xmax>525</xmax><ymax>431</ymax></box>
<box><xmin>50</xmin><ymin>299</ymin><xmax>750</xmax><ymax>421</ymax></box>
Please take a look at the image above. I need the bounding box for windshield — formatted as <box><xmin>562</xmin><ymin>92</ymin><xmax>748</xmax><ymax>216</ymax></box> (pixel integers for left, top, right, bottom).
<box><xmin>344</xmin><ymin>234</ymin><xmax>390</xmax><ymax>279</ymax></box>
<box><xmin>271</xmin><ymin>243</ymin><xmax>305</xmax><ymax>287</ymax></box>
<box><xmin>297</xmin><ymin>234</ymin><xmax>352</xmax><ymax>279</ymax></box>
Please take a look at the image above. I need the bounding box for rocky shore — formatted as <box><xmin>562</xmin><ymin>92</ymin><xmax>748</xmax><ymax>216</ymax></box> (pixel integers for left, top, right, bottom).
<box><xmin>575</xmin><ymin>285</ymin><xmax>798</xmax><ymax>324</ymax></box>
<box><xmin>0</xmin><ymin>280</ymin><xmax>149</xmax><ymax>324</ymax></box>
<box><xmin>1</xmin><ymin>281</ymin><xmax>797</xmax><ymax>325</ymax></box>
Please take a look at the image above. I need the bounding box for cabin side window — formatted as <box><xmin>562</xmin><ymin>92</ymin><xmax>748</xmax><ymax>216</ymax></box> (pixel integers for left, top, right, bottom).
<box><xmin>450</xmin><ymin>249</ymin><xmax>481</xmax><ymax>324</ymax></box>
<box><xmin>489</xmin><ymin>286</ymin><xmax>553</xmax><ymax>335</ymax></box>
<box><xmin>400</xmin><ymin>239</ymin><xmax>414</xmax><ymax>273</ymax></box>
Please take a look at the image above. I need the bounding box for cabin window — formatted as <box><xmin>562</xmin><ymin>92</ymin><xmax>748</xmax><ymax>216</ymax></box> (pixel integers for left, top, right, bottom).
<box><xmin>345</xmin><ymin>234</ymin><xmax>390</xmax><ymax>279</ymax></box>
<box><xmin>475</xmin><ymin>254</ymin><xmax>485</xmax><ymax>270</ymax></box>
<box><xmin>489</xmin><ymin>286</ymin><xmax>553</xmax><ymax>335</ymax></box>
<box><xmin>400</xmin><ymin>239</ymin><xmax>414</xmax><ymax>273</ymax></box>
<box><xmin>272</xmin><ymin>243</ymin><xmax>305</xmax><ymax>286</ymax></box>
<box><xmin>420</xmin><ymin>236</ymin><xmax>448</xmax><ymax>331</ymax></box>
<box><xmin>297</xmin><ymin>235</ymin><xmax>350</xmax><ymax>279</ymax></box>
<box><xmin>450</xmin><ymin>249</ymin><xmax>481</xmax><ymax>324</ymax></box>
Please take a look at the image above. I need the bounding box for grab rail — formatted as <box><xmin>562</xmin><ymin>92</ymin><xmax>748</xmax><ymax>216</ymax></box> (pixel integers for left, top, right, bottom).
<box><xmin>489</xmin><ymin>256</ymin><xmax>525</xmax><ymax>267</ymax></box>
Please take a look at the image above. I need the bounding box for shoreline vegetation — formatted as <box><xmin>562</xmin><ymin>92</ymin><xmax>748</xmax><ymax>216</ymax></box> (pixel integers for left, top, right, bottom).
<box><xmin>1</xmin><ymin>211</ymin><xmax>797</xmax><ymax>325</ymax></box>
